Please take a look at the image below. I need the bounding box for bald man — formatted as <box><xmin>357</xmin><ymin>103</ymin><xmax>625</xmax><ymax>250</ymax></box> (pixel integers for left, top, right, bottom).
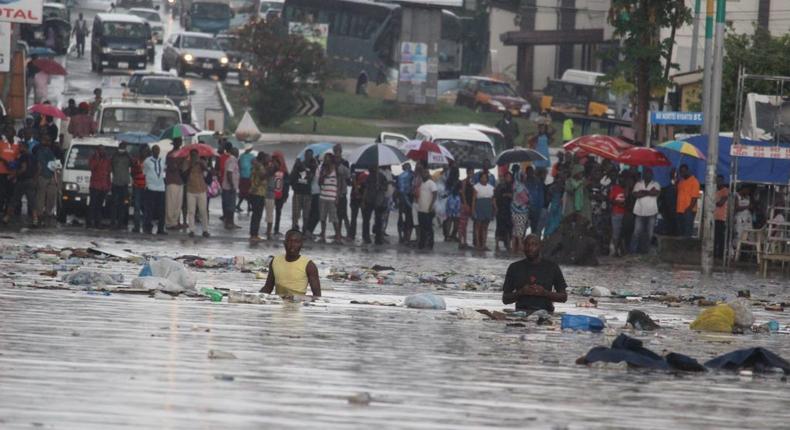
<box><xmin>261</xmin><ymin>229</ymin><xmax>321</xmax><ymax>299</ymax></box>
<box><xmin>502</xmin><ymin>234</ymin><xmax>567</xmax><ymax>314</ymax></box>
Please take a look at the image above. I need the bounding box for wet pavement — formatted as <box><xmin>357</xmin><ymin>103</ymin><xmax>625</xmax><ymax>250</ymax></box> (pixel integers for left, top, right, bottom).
<box><xmin>1</xmin><ymin>230</ymin><xmax>790</xmax><ymax>429</ymax></box>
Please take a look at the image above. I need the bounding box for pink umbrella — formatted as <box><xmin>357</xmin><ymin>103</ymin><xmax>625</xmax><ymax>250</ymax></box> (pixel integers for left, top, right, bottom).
<box><xmin>29</xmin><ymin>103</ymin><xmax>66</xmax><ymax>119</ymax></box>
<box><xmin>173</xmin><ymin>143</ymin><xmax>219</xmax><ymax>158</ymax></box>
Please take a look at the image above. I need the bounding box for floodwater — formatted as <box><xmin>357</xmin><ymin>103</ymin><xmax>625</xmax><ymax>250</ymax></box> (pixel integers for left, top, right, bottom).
<box><xmin>1</xmin><ymin>232</ymin><xmax>790</xmax><ymax>429</ymax></box>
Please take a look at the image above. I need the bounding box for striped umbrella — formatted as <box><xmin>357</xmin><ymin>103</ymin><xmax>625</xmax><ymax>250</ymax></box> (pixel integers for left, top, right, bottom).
<box><xmin>400</xmin><ymin>139</ymin><xmax>454</xmax><ymax>165</ymax></box>
<box><xmin>563</xmin><ymin>134</ymin><xmax>633</xmax><ymax>160</ymax></box>
<box><xmin>159</xmin><ymin>123</ymin><xmax>199</xmax><ymax>140</ymax></box>
<box><xmin>348</xmin><ymin>143</ymin><xmax>408</xmax><ymax>169</ymax></box>
<box><xmin>658</xmin><ymin>140</ymin><xmax>706</xmax><ymax>160</ymax></box>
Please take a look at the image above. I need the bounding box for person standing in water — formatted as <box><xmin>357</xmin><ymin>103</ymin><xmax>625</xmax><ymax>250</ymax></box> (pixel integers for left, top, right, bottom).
<box><xmin>261</xmin><ymin>230</ymin><xmax>322</xmax><ymax>299</ymax></box>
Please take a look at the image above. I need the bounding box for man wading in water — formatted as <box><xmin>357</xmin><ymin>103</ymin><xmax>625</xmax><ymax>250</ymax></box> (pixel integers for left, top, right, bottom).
<box><xmin>502</xmin><ymin>234</ymin><xmax>567</xmax><ymax>314</ymax></box>
<box><xmin>261</xmin><ymin>230</ymin><xmax>322</xmax><ymax>299</ymax></box>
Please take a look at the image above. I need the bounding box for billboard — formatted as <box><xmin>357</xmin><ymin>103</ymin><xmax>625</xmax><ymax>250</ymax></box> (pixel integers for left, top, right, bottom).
<box><xmin>0</xmin><ymin>0</ymin><xmax>43</xmax><ymax>24</ymax></box>
<box><xmin>399</xmin><ymin>42</ymin><xmax>427</xmax><ymax>83</ymax></box>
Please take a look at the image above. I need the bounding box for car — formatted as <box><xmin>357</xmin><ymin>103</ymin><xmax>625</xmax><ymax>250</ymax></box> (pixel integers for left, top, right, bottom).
<box><xmin>161</xmin><ymin>31</ymin><xmax>230</xmax><ymax>80</ymax></box>
<box><xmin>91</xmin><ymin>13</ymin><xmax>151</xmax><ymax>72</ymax></box>
<box><xmin>133</xmin><ymin>76</ymin><xmax>195</xmax><ymax>124</ymax></box>
<box><xmin>123</xmin><ymin>70</ymin><xmax>175</xmax><ymax>95</ymax></box>
<box><xmin>128</xmin><ymin>8</ymin><xmax>164</xmax><ymax>44</ymax></box>
<box><xmin>110</xmin><ymin>0</ymin><xmax>156</xmax><ymax>14</ymax></box>
<box><xmin>59</xmin><ymin>137</ymin><xmax>119</xmax><ymax>223</ymax></box>
<box><xmin>455</xmin><ymin>76</ymin><xmax>531</xmax><ymax>118</ymax></box>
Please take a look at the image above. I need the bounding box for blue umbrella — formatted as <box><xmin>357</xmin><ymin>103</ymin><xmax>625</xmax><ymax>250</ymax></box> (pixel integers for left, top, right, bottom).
<box><xmin>297</xmin><ymin>142</ymin><xmax>335</xmax><ymax>161</ymax></box>
<box><xmin>116</xmin><ymin>132</ymin><xmax>159</xmax><ymax>144</ymax></box>
<box><xmin>27</xmin><ymin>47</ymin><xmax>56</xmax><ymax>57</ymax></box>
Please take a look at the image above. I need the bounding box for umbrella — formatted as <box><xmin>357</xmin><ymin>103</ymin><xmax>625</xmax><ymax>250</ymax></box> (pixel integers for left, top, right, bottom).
<box><xmin>173</xmin><ymin>143</ymin><xmax>219</xmax><ymax>158</ymax></box>
<box><xmin>496</xmin><ymin>147</ymin><xmax>547</xmax><ymax>165</ymax></box>
<box><xmin>29</xmin><ymin>103</ymin><xmax>66</xmax><ymax>119</ymax></box>
<box><xmin>31</xmin><ymin>58</ymin><xmax>67</xmax><ymax>76</ymax></box>
<box><xmin>659</xmin><ymin>140</ymin><xmax>706</xmax><ymax>160</ymax></box>
<box><xmin>160</xmin><ymin>123</ymin><xmax>199</xmax><ymax>140</ymax></box>
<box><xmin>27</xmin><ymin>47</ymin><xmax>56</xmax><ymax>57</ymax></box>
<box><xmin>297</xmin><ymin>142</ymin><xmax>335</xmax><ymax>161</ymax></box>
<box><xmin>616</xmin><ymin>147</ymin><xmax>671</xmax><ymax>167</ymax></box>
<box><xmin>116</xmin><ymin>132</ymin><xmax>159</xmax><ymax>144</ymax></box>
<box><xmin>348</xmin><ymin>143</ymin><xmax>408</xmax><ymax>169</ymax></box>
<box><xmin>400</xmin><ymin>140</ymin><xmax>454</xmax><ymax>165</ymax></box>
<box><xmin>563</xmin><ymin>135</ymin><xmax>631</xmax><ymax>160</ymax></box>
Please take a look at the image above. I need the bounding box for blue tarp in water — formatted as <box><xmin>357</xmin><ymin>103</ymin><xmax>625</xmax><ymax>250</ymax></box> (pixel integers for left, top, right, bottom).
<box><xmin>652</xmin><ymin>135</ymin><xmax>790</xmax><ymax>187</ymax></box>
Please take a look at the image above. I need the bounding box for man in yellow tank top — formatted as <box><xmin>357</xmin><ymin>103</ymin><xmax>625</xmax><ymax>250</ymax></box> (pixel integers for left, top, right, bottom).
<box><xmin>261</xmin><ymin>230</ymin><xmax>321</xmax><ymax>299</ymax></box>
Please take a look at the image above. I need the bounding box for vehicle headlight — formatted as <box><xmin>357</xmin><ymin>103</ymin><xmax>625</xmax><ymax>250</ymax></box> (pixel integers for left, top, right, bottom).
<box><xmin>179</xmin><ymin>100</ymin><xmax>189</xmax><ymax>107</ymax></box>
<box><xmin>135</xmin><ymin>49</ymin><xmax>146</xmax><ymax>55</ymax></box>
<box><xmin>220</xmin><ymin>57</ymin><xmax>229</xmax><ymax>65</ymax></box>
<box><xmin>101</xmin><ymin>47</ymin><xmax>112</xmax><ymax>54</ymax></box>
<box><xmin>236</xmin><ymin>61</ymin><xmax>243</xmax><ymax>70</ymax></box>
<box><xmin>168</xmin><ymin>0</ymin><xmax>174</xmax><ymax>3</ymax></box>
<box><xmin>183</xmin><ymin>53</ymin><xmax>194</xmax><ymax>62</ymax></box>
<box><xmin>490</xmin><ymin>100</ymin><xmax>505</xmax><ymax>110</ymax></box>
<box><xmin>64</xmin><ymin>182</ymin><xmax>79</xmax><ymax>192</ymax></box>
<box><xmin>520</xmin><ymin>103</ymin><xmax>531</xmax><ymax>113</ymax></box>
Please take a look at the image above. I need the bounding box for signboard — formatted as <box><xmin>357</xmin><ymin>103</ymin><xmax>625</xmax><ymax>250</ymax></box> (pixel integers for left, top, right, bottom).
<box><xmin>730</xmin><ymin>144</ymin><xmax>790</xmax><ymax>160</ymax></box>
<box><xmin>288</xmin><ymin>22</ymin><xmax>328</xmax><ymax>53</ymax></box>
<box><xmin>0</xmin><ymin>22</ymin><xmax>10</xmax><ymax>72</ymax></box>
<box><xmin>650</xmin><ymin>111</ymin><xmax>703</xmax><ymax>126</ymax></box>
<box><xmin>399</xmin><ymin>42</ymin><xmax>427</xmax><ymax>83</ymax></box>
<box><xmin>0</xmin><ymin>0</ymin><xmax>43</xmax><ymax>24</ymax></box>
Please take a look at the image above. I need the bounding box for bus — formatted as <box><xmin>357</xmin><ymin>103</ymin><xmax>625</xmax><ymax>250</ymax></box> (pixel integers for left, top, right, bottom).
<box><xmin>282</xmin><ymin>0</ymin><xmax>462</xmax><ymax>99</ymax></box>
<box><xmin>539</xmin><ymin>69</ymin><xmax>617</xmax><ymax>118</ymax></box>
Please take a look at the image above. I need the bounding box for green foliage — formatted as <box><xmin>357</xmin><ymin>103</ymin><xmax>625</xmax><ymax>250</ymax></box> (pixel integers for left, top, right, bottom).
<box><xmin>234</xmin><ymin>18</ymin><xmax>328</xmax><ymax>127</ymax></box>
<box><xmin>603</xmin><ymin>0</ymin><xmax>692</xmax><ymax>93</ymax></box>
<box><xmin>721</xmin><ymin>27</ymin><xmax>790</xmax><ymax>129</ymax></box>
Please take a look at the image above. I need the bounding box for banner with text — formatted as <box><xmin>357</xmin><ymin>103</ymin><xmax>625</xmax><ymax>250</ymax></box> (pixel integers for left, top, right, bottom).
<box><xmin>0</xmin><ymin>0</ymin><xmax>43</xmax><ymax>24</ymax></box>
<box><xmin>0</xmin><ymin>23</ymin><xmax>10</xmax><ymax>72</ymax></box>
<box><xmin>730</xmin><ymin>144</ymin><xmax>790</xmax><ymax>160</ymax></box>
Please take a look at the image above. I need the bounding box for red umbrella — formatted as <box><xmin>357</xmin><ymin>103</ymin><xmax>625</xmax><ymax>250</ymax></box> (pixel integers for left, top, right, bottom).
<box><xmin>29</xmin><ymin>103</ymin><xmax>66</xmax><ymax>120</ymax></box>
<box><xmin>616</xmin><ymin>147</ymin><xmax>671</xmax><ymax>167</ymax></box>
<box><xmin>31</xmin><ymin>58</ymin><xmax>67</xmax><ymax>76</ymax></box>
<box><xmin>563</xmin><ymin>135</ymin><xmax>633</xmax><ymax>161</ymax></box>
<box><xmin>173</xmin><ymin>143</ymin><xmax>219</xmax><ymax>158</ymax></box>
<box><xmin>400</xmin><ymin>140</ymin><xmax>454</xmax><ymax>164</ymax></box>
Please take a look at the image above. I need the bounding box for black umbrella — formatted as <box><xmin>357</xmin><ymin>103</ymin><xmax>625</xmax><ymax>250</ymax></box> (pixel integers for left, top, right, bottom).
<box><xmin>495</xmin><ymin>147</ymin><xmax>547</xmax><ymax>165</ymax></box>
<box><xmin>348</xmin><ymin>143</ymin><xmax>408</xmax><ymax>169</ymax></box>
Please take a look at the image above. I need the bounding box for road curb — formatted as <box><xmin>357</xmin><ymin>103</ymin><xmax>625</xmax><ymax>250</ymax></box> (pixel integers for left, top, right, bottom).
<box><xmin>216</xmin><ymin>81</ymin><xmax>234</xmax><ymax>119</ymax></box>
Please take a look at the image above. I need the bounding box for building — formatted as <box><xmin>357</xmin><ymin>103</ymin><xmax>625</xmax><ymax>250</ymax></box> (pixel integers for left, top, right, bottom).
<box><xmin>667</xmin><ymin>0</ymin><xmax>788</xmax><ymax>73</ymax></box>
<box><xmin>487</xmin><ymin>0</ymin><xmax>616</xmax><ymax>98</ymax></box>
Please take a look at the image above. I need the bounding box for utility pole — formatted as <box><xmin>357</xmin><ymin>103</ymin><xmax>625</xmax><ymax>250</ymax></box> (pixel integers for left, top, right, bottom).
<box><xmin>701</xmin><ymin>0</ymin><xmax>726</xmax><ymax>276</ymax></box>
<box><xmin>702</xmin><ymin>0</ymin><xmax>714</xmax><ymax>133</ymax></box>
<box><xmin>689</xmin><ymin>0</ymin><xmax>702</xmax><ymax>70</ymax></box>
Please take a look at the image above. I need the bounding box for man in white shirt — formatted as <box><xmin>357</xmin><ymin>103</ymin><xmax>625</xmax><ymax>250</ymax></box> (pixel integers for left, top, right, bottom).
<box><xmin>143</xmin><ymin>145</ymin><xmax>167</xmax><ymax>235</ymax></box>
<box><xmin>222</xmin><ymin>147</ymin><xmax>241</xmax><ymax>230</ymax></box>
<box><xmin>416</xmin><ymin>169</ymin><xmax>437</xmax><ymax>250</ymax></box>
<box><xmin>630</xmin><ymin>168</ymin><xmax>660</xmax><ymax>253</ymax></box>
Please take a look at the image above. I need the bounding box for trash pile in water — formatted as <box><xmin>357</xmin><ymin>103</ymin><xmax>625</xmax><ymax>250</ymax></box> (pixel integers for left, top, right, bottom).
<box><xmin>326</xmin><ymin>264</ymin><xmax>503</xmax><ymax>291</ymax></box>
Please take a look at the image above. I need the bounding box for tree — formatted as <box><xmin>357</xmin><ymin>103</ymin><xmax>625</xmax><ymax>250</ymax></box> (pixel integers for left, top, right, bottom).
<box><xmin>234</xmin><ymin>18</ymin><xmax>329</xmax><ymax>127</ymax></box>
<box><xmin>605</xmin><ymin>0</ymin><xmax>691</xmax><ymax>144</ymax></box>
<box><xmin>721</xmin><ymin>27</ymin><xmax>790</xmax><ymax>130</ymax></box>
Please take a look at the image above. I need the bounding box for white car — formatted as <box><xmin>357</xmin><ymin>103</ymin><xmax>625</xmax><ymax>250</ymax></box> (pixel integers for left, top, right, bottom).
<box><xmin>128</xmin><ymin>8</ymin><xmax>164</xmax><ymax>44</ymax></box>
<box><xmin>59</xmin><ymin>137</ymin><xmax>119</xmax><ymax>222</ymax></box>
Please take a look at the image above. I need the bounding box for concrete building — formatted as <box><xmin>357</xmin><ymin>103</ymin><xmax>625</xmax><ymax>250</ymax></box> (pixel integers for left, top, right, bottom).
<box><xmin>487</xmin><ymin>0</ymin><xmax>615</xmax><ymax>98</ymax></box>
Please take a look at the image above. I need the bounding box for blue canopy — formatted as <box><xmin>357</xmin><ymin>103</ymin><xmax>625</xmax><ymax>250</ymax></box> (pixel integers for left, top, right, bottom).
<box><xmin>652</xmin><ymin>135</ymin><xmax>790</xmax><ymax>187</ymax></box>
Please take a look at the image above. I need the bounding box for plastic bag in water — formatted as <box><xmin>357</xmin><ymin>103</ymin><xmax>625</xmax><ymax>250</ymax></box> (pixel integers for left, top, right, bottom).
<box><xmin>404</xmin><ymin>293</ymin><xmax>446</xmax><ymax>310</ymax></box>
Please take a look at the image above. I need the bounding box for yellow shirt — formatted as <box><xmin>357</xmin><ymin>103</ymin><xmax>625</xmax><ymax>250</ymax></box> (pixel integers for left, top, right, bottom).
<box><xmin>272</xmin><ymin>255</ymin><xmax>310</xmax><ymax>297</ymax></box>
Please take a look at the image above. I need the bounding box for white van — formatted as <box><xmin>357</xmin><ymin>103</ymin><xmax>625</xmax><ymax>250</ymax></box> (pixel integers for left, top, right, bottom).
<box><xmin>59</xmin><ymin>137</ymin><xmax>119</xmax><ymax>222</ymax></box>
<box><xmin>95</xmin><ymin>96</ymin><xmax>182</xmax><ymax>137</ymax></box>
<box><xmin>379</xmin><ymin>124</ymin><xmax>496</xmax><ymax>169</ymax></box>
<box><xmin>560</xmin><ymin>69</ymin><xmax>606</xmax><ymax>86</ymax></box>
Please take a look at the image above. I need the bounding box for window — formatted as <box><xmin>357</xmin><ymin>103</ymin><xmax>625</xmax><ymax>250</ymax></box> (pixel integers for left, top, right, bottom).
<box><xmin>67</xmin><ymin>145</ymin><xmax>118</xmax><ymax>170</ymax></box>
<box><xmin>139</xmin><ymin>79</ymin><xmax>187</xmax><ymax>97</ymax></box>
<box><xmin>102</xmin><ymin>22</ymin><xmax>147</xmax><ymax>38</ymax></box>
<box><xmin>101</xmin><ymin>108</ymin><xmax>180</xmax><ymax>136</ymax></box>
<box><xmin>477</xmin><ymin>80</ymin><xmax>518</xmax><ymax>97</ymax></box>
<box><xmin>182</xmin><ymin>36</ymin><xmax>218</xmax><ymax>50</ymax></box>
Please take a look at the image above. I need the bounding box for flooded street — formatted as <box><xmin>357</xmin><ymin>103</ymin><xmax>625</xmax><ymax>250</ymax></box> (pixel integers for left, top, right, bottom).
<box><xmin>1</xmin><ymin>232</ymin><xmax>789</xmax><ymax>429</ymax></box>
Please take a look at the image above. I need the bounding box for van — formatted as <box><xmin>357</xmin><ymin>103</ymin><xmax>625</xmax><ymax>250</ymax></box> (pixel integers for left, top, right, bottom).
<box><xmin>94</xmin><ymin>96</ymin><xmax>182</xmax><ymax>137</ymax></box>
<box><xmin>91</xmin><ymin>13</ymin><xmax>151</xmax><ymax>72</ymax></box>
<box><xmin>378</xmin><ymin>125</ymin><xmax>496</xmax><ymax>169</ymax></box>
<box><xmin>58</xmin><ymin>137</ymin><xmax>119</xmax><ymax>222</ymax></box>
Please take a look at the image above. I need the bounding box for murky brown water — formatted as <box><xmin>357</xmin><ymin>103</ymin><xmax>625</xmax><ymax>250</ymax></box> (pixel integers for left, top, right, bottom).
<box><xmin>1</xmin><ymin>232</ymin><xmax>789</xmax><ymax>429</ymax></box>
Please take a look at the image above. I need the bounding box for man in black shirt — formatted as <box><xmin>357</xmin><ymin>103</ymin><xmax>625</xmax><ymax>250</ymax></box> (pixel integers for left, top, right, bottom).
<box><xmin>502</xmin><ymin>234</ymin><xmax>568</xmax><ymax>313</ymax></box>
